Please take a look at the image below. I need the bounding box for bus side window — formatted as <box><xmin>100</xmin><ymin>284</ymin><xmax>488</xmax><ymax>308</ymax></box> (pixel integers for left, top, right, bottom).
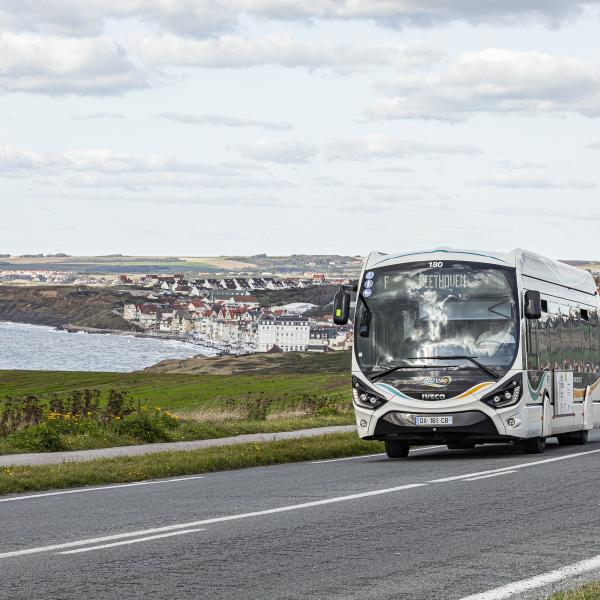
<box><xmin>526</xmin><ymin>318</ymin><xmax>539</xmax><ymax>370</ymax></box>
<box><xmin>581</xmin><ymin>309</ymin><xmax>592</xmax><ymax>371</ymax></box>
<box><xmin>571</xmin><ymin>307</ymin><xmax>583</xmax><ymax>373</ymax></box>
<box><xmin>548</xmin><ymin>302</ymin><xmax>561</xmax><ymax>370</ymax></box>
<box><xmin>538</xmin><ymin>307</ymin><xmax>550</xmax><ymax>370</ymax></box>
<box><xmin>591</xmin><ymin>310</ymin><xmax>600</xmax><ymax>373</ymax></box>
<box><xmin>560</xmin><ymin>305</ymin><xmax>572</xmax><ymax>370</ymax></box>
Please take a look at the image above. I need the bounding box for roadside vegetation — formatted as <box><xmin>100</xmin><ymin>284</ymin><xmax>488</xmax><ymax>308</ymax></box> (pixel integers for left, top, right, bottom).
<box><xmin>549</xmin><ymin>582</ymin><xmax>600</xmax><ymax>599</ymax></box>
<box><xmin>0</xmin><ymin>360</ymin><xmax>349</xmax><ymax>413</ymax></box>
<box><xmin>0</xmin><ymin>385</ymin><xmax>353</xmax><ymax>455</ymax></box>
<box><xmin>0</xmin><ymin>432</ymin><xmax>380</xmax><ymax>495</ymax></box>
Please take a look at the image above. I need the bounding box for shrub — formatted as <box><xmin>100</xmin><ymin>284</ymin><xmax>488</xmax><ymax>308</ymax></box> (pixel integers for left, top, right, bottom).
<box><xmin>113</xmin><ymin>412</ymin><xmax>171</xmax><ymax>443</ymax></box>
<box><xmin>103</xmin><ymin>390</ymin><xmax>134</xmax><ymax>422</ymax></box>
<box><xmin>8</xmin><ymin>423</ymin><xmax>66</xmax><ymax>453</ymax></box>
<box><xmin>243</xmin><ymin>392</ymin><xmax>269</xmax><ymax>421</ymax></box>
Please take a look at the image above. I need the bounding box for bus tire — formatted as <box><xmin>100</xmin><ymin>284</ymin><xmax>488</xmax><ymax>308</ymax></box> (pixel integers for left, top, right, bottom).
<box><xmin>523</xmin><ymin>437</ymin><xmax>546</xmax><ymax>454</ymax></box>
<box><xmin>447</xmin><ymin>442</ymin><xmax>475</xmax><ymax>450</ymax></box>
<box><xmin>571</xmin><ymin>430</ymin><xmax>588</xmax><ymax>445</ymax></box>
<box><xmin>558</xmin><ymin>430</ymin><xmax>588</xmax><ymax>446</ymax></box>
<box><xmin>385</xmin><ymin>440</ymin><xmax>410</xmax><ymax>459</ymax></box>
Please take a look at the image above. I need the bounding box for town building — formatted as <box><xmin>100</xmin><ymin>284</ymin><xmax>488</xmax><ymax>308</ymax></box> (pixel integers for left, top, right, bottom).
<box><xmin>256</xmin><ymin>315</ymin><xmax>310</xmax><ymax>353</ymax></box>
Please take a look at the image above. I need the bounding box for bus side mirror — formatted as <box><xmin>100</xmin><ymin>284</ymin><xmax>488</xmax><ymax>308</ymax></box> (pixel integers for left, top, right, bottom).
<box><xmin>524</xmin><ymin>290</ymin><xmax>542</xmax><ymax>319</ymax></box>
<box><xmin>333</xmin><ymin>288</ymin><xmax>351</xmax><ymax>325</ymax></box>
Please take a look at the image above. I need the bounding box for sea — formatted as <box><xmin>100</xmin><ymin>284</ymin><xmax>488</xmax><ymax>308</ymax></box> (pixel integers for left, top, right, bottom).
<box><xmin>0</xmin><ymin>321</ymin><xmax>211</xmax><ymax>372</ymax></box>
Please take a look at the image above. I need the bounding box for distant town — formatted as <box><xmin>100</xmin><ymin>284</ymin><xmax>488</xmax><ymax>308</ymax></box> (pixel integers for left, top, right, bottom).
<box><xmin>119</xmin><ymin>273</ymin><xmax>353</xmax><ymax>356</ymax></box>
<box><xmin>0</xmin><ymin>266</ymin><xmax>354</xmax><ymax>356</ymax></box>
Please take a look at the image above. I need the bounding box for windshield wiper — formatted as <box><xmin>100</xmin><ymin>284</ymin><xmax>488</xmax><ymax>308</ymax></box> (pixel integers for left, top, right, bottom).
<box><xmin>368</xmin><ymin>362</ymin><xmax>452</xmax><ymax>382</ymax></box>
<box><xmin>409</xmin><ymin>356</ymin><xmax>499</xmax><ymax>381</ymax></box>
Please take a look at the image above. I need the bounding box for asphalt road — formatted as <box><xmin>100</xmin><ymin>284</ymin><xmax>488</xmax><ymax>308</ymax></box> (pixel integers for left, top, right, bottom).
<box><xmin>2</xmin><ymin>434</ymin><xmax>600</xmax><ymax>600</ymax></box>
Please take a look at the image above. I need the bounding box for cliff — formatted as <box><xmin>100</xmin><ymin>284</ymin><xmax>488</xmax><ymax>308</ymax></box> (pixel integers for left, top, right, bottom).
<box><xmin>0</xmin><ymin>286</ymin><xmax>143</xmax><ymax>331</ymax></box>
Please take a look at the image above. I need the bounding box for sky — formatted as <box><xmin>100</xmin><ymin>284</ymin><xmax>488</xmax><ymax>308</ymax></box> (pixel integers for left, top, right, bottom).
<box><xmin>1</xmin><ymin>1</ymin><xmax>600</xmax><ymax>260</ymax></box>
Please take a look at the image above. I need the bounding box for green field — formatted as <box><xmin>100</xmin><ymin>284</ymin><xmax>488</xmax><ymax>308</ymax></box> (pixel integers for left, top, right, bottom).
<box><xmin>0</xmin><ymin>370</ymin><xmax>350</xmax><ymax>413</ymax></box>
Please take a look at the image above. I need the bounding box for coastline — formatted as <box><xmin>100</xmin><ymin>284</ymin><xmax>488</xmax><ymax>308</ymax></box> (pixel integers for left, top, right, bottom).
<box><xmin>0</xmin><ymin>320</ymin><xmax>221</xmax><ymax>371</ymax></box>
<box><xmin>0</xmin><ymin>319</ymin><xmax>228</xmax><ymax>358</ymax></box>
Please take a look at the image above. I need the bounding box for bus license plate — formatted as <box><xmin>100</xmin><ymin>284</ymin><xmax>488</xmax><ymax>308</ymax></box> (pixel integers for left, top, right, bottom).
<box><xmin>415</xmin><ymin>416</ymin><xmax>453</xmax><ymax>426</ymax></box>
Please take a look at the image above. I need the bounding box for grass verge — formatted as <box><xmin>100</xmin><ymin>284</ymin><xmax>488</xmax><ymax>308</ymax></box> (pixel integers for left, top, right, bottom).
<box><xmin>0</xmin><ymin>414</ymin><xmax>353</xmax><ymax>455</ymax></box>
<box><xmin>549</xmin><ymin>581</ymin><xmax>600</xmax><ymax>599</ymax></box>
<box><xmin>0</xmin><ymin>432</ymin><xmax>382</xmax><ymax>496</ymax></box>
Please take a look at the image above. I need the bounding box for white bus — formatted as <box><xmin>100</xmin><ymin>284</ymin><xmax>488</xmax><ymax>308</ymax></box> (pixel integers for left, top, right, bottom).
<box><xmin>333</xmin><ymin>248</ymin><xmax>600</xmax><ymax>458</ymax></box>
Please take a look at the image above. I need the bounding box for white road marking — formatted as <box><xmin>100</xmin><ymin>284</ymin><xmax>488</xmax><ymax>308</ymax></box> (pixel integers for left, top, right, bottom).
<box><xmin>458</xmin><ymin>552</ymin><xmax>600</xmax><ymax>599</ymax></box>
<box><xmin>57</xmin><ymin>528</ymin><xmax>206</xmax><ymax>555</ymax></box>
<box><xmin>429</xmin><ymin>447</ymin><xmax>600</xmax><ymax>483</ymax></box>
<box><xmin>0</xmin><ymin>483</ymin><xmax>427</xmax><ymax>559</ymax></box>
<box><xmin>410</xmin><ymin>445</ymin><xmax>447</xmax><ymax>453</ymax></box>
<box><xmin>463</xmin><ymin>470</ymin><xmax>517</xmax><ymax>482</ymax></box>
<box><xmin>0</xmin><ymin>476</ymin><xmax>205</xmax><ymax>504</ymax></box>
<box><xmin>309</xmin><ymin>445</ymin><xmax>445</xmax><ymax>464</ymax></box>
<box><xmin>310</xmin><ymin>453</ymin><xmax>386</xmax><ymax>464</ymax></box>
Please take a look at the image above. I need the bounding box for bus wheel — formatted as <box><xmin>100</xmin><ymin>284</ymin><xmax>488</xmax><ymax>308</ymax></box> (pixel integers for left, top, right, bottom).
<box><xmin>523</xmin><ymin>437</ymin><xmax>546</xmax><ymax>454</ymax></box>
<box><xmin>558</xmin><ymin>430</ymin><xmax>588</xmax><ymax>446</ymax></box>
<box><xmin>447</xmin><ymin>442</ymin><xmax>475</xmax><ymax>450</ymax></box>
<box><xmin>385</xmin><ymin>440</ymin><xmax>410</xmax><ymax>459</ymax></box>
<box><xmin>571</xmin><ymin>430</ymin><xmax>588</xmax><ymax>445</ymax></box>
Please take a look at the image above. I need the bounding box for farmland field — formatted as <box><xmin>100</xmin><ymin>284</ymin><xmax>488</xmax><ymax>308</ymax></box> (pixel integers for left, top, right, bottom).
<box><xmin>0</xmin><ymin>369</ymin><xmax>350</xmax><ymax>413</ymax></box>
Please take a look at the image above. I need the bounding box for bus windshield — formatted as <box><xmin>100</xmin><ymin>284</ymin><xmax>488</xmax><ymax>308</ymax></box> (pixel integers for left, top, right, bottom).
<box><xmin>355</xmin><ymin>261</ymin><xmax>519</xmax><ymax>374</ymax></box>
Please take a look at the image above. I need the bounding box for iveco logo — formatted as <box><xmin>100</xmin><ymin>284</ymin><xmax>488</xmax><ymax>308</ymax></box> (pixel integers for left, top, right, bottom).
<box><xmin>421</xmin><ymin>393</ymin><xmax>447</xmax><ymax>400</ymax></box>
<box><xmin>421</xmin><ymin>376</ymin><xmax>452</xmax><ymax>388</ymax></box>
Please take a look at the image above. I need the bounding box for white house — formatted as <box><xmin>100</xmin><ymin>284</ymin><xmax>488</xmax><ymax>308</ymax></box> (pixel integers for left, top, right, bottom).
<box><xmin>123</xmin><ymin>303</ymin><xmax>138</xmax><ymax>321</ymax></box>
<box><xmin>257</xmin><ymin>315</ymin><xmax>310</xmax><ymax>352</ymax></box>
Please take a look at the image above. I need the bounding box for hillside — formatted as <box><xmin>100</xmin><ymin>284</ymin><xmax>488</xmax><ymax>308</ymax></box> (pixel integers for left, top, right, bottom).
<box><xmin>0</xmin><ymin>254</ymin><xmax>362</xmax><ymax>276</ymax></box>
<box><xmin>145</xmin><ymin>350</ymin><xmax>351</xmax><ymax>374</ymax></box>
<box><xmin>0</xmin><ymin>286</ymin><xmax>142</xmax><ymax>331</ymax></box>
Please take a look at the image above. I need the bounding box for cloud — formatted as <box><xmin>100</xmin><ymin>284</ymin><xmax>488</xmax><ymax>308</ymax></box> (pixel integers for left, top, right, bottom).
<box><xmin>0</xmin><ymin>143</ymin><xmax>228</xmax><ymax>175</ymax></box>
<box><xmin>495</xmin><ymin>160</ymin><xmax>546</xmax><ymax>170</ymax></box>
<box><xmin>370</xmin><ymin>48</ymin><xmax>600</xmax><ymax>121</ymax></box>
<box><xmin>131</xmin><ymin>33</ymin><xmax>441</xmax><ymax>71</ymax></box>
<box><xmin>235</xmin><ymin>139</ymin><xmax>318</xmax><ymax>164</ymax></box>
<box><xmin>160</xmin><ymin>112</ymin><xmax>293</xmax><ymax>130</ymax></box>
<box><xmin>0</xmin><ymin>32</ymin><xmax>146</xmax><ymax>95</ymax></box>
<box><xmin>72</xmin><ymin>113</ymin><xmax>126</xmax><ymax>120</ymax></box>
<box><xmin>0</xmin><ymin>142</ymin><xmax>296</xmax><ymax>192</ymax></box>
<box><xmin>326</xmin><ymin>135</ymin><xmax>482</xmax><ymax>160</ymax></box>
<box><xmin>0</xmin><ymin>1</ymin><xmax>235</xmax><ymax>37</ymax></box>
<box><xmin>481</xmin><ymin>205</ymin><xmax>600</xmax><ymax>222</ymax></box>
<box><xmin>62</xmin><ymin>172</ymin><xmax>296</xmax><ymax>191</ymax></box>
<box><xmin>474</xmin><ymin>173</ymin><xmax>597</xmax><ymax>189</ymax></box>
<box><xmin>588</xmin><ymin>141</ymin><xmax>600</xmax><ymax>149</ymax></box>
<box><xmin>235</xmin><ymin>0</ymin><xmax>600</xmax><ymax>28</ymax></box>
<box><xmin>2</xmin><ymin>1</ymin><xmax>598</xmax><ymax>37</ymax></box>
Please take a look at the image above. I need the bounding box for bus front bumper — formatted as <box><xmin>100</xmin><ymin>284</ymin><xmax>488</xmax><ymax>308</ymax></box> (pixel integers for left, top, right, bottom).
<box><xmin>363</xmin><ymin>409</ymin><xmax>515</xmax><ymax>444</ymax></box>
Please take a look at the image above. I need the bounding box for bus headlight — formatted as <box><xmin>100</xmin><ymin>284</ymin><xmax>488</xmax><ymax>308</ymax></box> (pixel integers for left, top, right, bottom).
<box><xmin>481</xmin><ymin>374</ymin><xmax>522</xmax><ymax>409</ymax></box>
<box><xmin>352</xmin><ymin>377</ymin><xmax>387</xmax><ymax>410</ymax></box>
